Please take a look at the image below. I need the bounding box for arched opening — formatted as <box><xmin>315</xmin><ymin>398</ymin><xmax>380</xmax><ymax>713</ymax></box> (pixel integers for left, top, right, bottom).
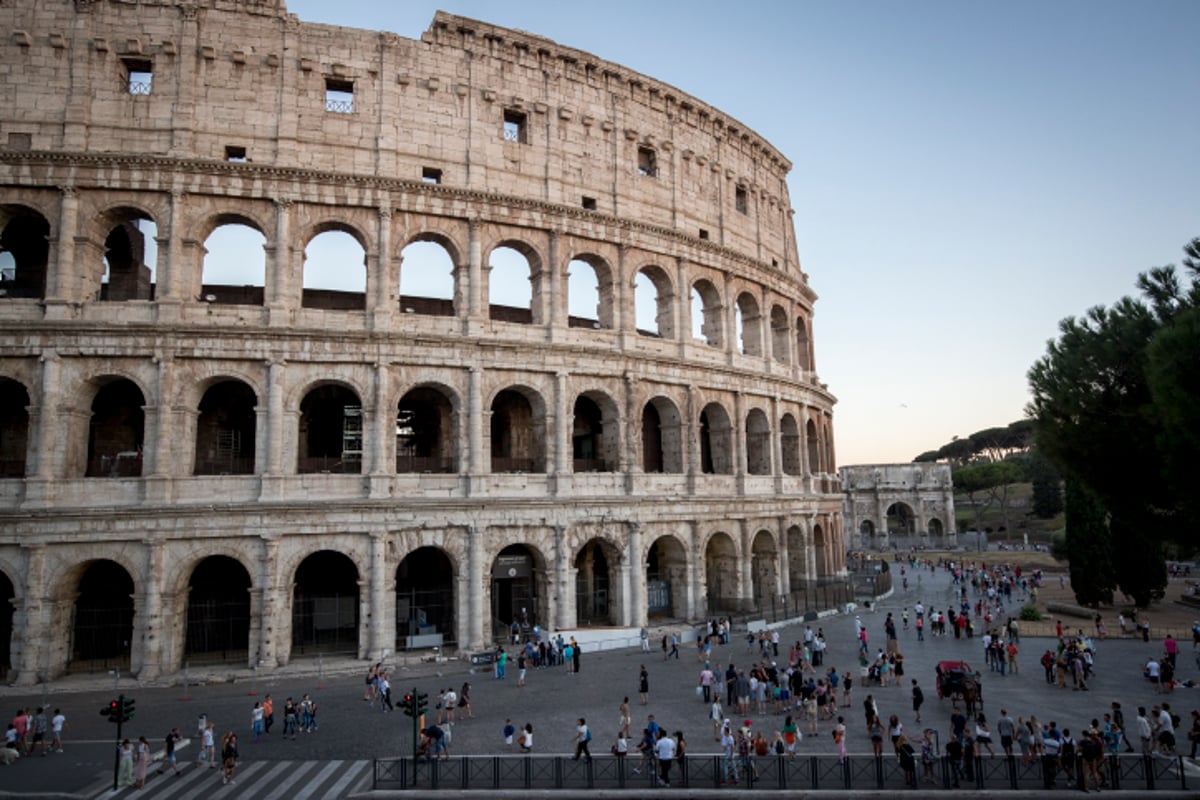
<box><xmin>292</xmin><ymin>550</ymin><xmax>360</xmax><ymax>657</ymax></box>
<box><xmin>770</xmin><ymin>304</ymin><xmax>789</xmax><ymax>364</ymax></box>
<box><xmin>69</xmin><ymin>559</ymin><xmax>134</xmax><ymax>672</ymax></box>
<box><xmin>575</xmin><ymin>539</ymin><xmax>618</xmax><ymax>626</ymax></box>
<box><xmin>787</xmin><ymin>525</ymin><xmax>808</xmax><ymax>589</ymax></box>
<box><xmin>302</xmin><ymin>228</ymin><xmax>366</xmax><ymax>310</ymax></box>
<box><xmin>641</xmin><ymin>397</ymin><xmax>683</xmax><ymax>474</ymax></box>
<box><xmin>634</xmin><ymin>266</ymin><xmax>675</xmax><ymax>339</ymax></box>
<box><xmin>201</xmin><ymin>220</ymin><xmax>266</xmax><ymax>305</ymax></box>
<box><xmin>704</xmin><ymin>532</ymin><xmax>739</xmax><ymax>614</ymax></box>
<box><xmin>572</xmin><ymin>393</ymin><xmax>618</xmax><ymax>472</ymax></box>
<box><xmin>85</xmin><ymin>378</ymin><xmax>144</xmax><ymax>478</ymax></box>
<box><xmin>806</xmin><ymin>418</ymin><xmax>820</xmax><ymax>474</ymax></box>
<box><xmin>568</xmin><ymin>257</ymin><xmax>609</xmax><ymax>329</ymax></box>
<box><xmin>396</xmin><ymin>386</ymin><xmax>456</xmax><ymax>473</ymax></box>
<box><xmin>184</xmin><ymin>556</ymin><xmax>251</xmax><ymax>664</ymax></box>
<box><xmin>860</xmin><ymin>520</ymin><xmax>876</xmax><ymax>538</ymax></box>
<box><xmin>488</xmin><ymin>245</ymin><xmax>533</xmax><ymax>324</ymax></box>
<box><xmin>699</xmin><ymin>403</ymin><xmax>733</xmax><ymax>475</ymax></box>
<box><xmin>813</xmin><ymin>524</ymin><xmax>829</xmax><ymax>578</ymax></box>
<box><xmin>100</xmin><ymin>213</ymin><xmax>156</xmax><ymax>301</ymax></box>
<box><xmin>646</xmin><ymin>535</ymin><xmax>687</xmax><ymax>618</ymax></box>
<box><xmin>736</xmin><ymin>292</ymin><xmax>762</xmax><ymax>355</ymax></box>
<box><xmin>491</xmin><ymin>544</ymin><xmax>545</xmax><ymax>639</ymax></box>
<box><xmin>194</xmin><ymin>380</ymin><xmax>257</xmax><ymax>475</ymax></box>
<box><xmin>780</xmin><ymin>413</ymin><xmax>801</xmax><ymax>476</ymax></box>
<box><xmin>396</xmin><ymin>547</ymin><xmax>456</xmax><ymax>650</ymax></box>
<box><xmin>297</xmin><ymin>383</ymin><xmax>363</xmax><ymax>474</ymax></box>
<box><xmin>399</xmin><ymin>239</ymin><xmax>455</xmax><ymax>317</ymax></box>
<box><xmin>928</xmin><ymin>518</ymin><xmax>944</xmax><ymax>537</ymax></box>
<box><xmin>0</xmin><ymin>570</ymin><xmax>13</xmax><ymax>682</ymax></box>
<box><xmin>490</xmin><ymin>388</ymin><xmax>544</xmax><ymax>473</ymax></box>
<box><xmin>690</xmin><ymin>279</ymin><xmax>723</xmax><ymax>347</ymax></box>
<box><xmin>745</xmin><ymin>408</ymin><xmax>771</xmax><ymax>475</ymax></box>
<box><xmin>751</xmin><ymin>530</ymin><xmax>778</xmax><ymax>603</ymax></box>
<box><xmin>795</xmin><ymin>315</ymin><xmax>812</xmax><ymax>372</ymax></box>
<box><xmin>0</xmin><ymin>378</ymin><xmax>30</xmax><ymax>477</ymax></box>
<box><xmin>887</xmin><ymin>503</ymin><xmax>916</xmax><ymax>536</ymax></box>
<box><xmin>0</xmin><ymin>206</ymin><xmax>50</xmax><ymax>299</ymax></box>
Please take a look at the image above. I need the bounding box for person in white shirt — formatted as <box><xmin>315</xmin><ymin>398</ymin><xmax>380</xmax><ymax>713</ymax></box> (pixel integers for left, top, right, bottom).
<box><xmin>49</xmin><ymin>710</ymin><xmax>66</xmax><ymax>753</ymax></box>
<box><xmin>572</xmin><ymin>718</ymin><xmax>592</xmax><ymax>762</ymax></box>
<box><xmin>654</xmin><ymin>729</ymin><xmax>677</xmax><ymax>786</ymax></box>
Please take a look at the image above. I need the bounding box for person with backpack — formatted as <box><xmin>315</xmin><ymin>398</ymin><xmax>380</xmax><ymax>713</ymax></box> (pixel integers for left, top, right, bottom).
<box><xmin>572</xmin><ymin>717</ymin><xmax>592</xmax><ymax>762</ymax></box>
<box><xmin>1058</xmin><ymin>728</ymin><xmax>1076</xmax><ymax>784</ymax></box>
<box><xmin>1080</xmin><ymin>726</ymin><xmax>1105</xmax><ymax>791</ymax></box>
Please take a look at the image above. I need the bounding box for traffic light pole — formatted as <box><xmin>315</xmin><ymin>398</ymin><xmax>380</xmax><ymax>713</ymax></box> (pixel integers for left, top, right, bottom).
<box><xmin>410</xmin><ymin>685</ymin><xmax>419</xmax><ymax>763</ymax></box>
<box><xmin>111</xmin><ymin>693</ymin><xmax>125</xmax><ymax>791</ymax></box>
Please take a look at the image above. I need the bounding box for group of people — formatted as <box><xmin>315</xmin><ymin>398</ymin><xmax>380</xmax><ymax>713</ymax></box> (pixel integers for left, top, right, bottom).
<box><xmin>4</xmin><ymin>707</ymin><xmax>66</xmax><ymax>760</ymax></box>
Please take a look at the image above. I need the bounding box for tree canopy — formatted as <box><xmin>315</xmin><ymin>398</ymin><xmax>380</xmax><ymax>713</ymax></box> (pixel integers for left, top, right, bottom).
<box><xmin>1027</xmin><ymin>236</ymin><xmax>1200</xmax><ymax>605</ymax></box>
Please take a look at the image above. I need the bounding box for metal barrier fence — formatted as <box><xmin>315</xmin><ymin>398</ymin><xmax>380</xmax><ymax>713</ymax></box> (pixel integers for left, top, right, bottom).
<box><xmin>374</xmin><ymin>752</ymin><xmax>1187</xmax><ymax>791</ymax></box>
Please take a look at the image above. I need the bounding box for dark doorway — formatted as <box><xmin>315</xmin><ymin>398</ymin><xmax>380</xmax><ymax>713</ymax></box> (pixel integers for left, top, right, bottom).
<box><xmin>292</xmin><ymin>551</ymin><xmax>359</xmax><ymax>657</ymax></box>
<box><xmin>0</xmin><ymin>378</ymin><xmax>29</xmax><ymax>477</ymax></box>
<box><xmin>69</xmin><ymin>560</ymin><xmax>134</xmax><ymax>672</ymax></box>
<box><xmin>85</xmin><ymin>379</ymin><xmax>144</xmax><ymax>477</ymax></box>
<box><xmin>396</xmin><ymin>388</ymin><xmax>455</xmax><ymax>473</ymax></box>
<box><xmin>491</xmin><ymin>544</ymin><xmax>538</xmax><ymax>642</ymax></box>
<box><xmin>298</xmin><ymin>384</ymin><xmax>362</xmax><ymax>474</ymax></box>
<box><xmin>194</xmin><ymin>380</ymin><xmax>257</xmax><ymax>475</ymax></box>
<box><xmin>574</xmin><ymin>540</ymin><xmax>613</xmax><ymax>625</ymax></box>
<box><xmin>184</xmin><ymin>556</ymin><xmax>251</xmax><ymax>664</ymax></box>
<box><xmin>0</xmin><ymin>570</ymin><xmax>13</xmax><ymax>681</ymax></box>
<box><xmin>396</xmin><ymin>547</ymin><xmax>456</xmax><ymax>649</ymax></box>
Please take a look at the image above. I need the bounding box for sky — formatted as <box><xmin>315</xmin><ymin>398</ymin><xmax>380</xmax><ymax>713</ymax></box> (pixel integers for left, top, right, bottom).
<box><xmin>275</xmin><ymin>0</ymin><xmax>1199</xmax><ymax>466</ymax></box>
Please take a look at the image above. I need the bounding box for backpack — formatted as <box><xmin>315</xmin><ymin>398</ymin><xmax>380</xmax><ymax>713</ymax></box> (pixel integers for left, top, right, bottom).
<box><xmin>585</xmin><ymin>728</ymin><xmax>592</xmax><ymax>742</ymax></box>
<box><xmin>1060</xmin><ymin>738</ymin><xmax>1075</xmax><ymax>759</ymax></box>
<box><xmin>774</xmin><ymin>739</ymin><xmax>785</xmax><ymax>755</ymax></box>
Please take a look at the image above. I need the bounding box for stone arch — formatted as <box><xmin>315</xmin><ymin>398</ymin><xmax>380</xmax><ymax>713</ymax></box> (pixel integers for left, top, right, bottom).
<box><xmin>745</xmin><ymin>407</ymin><xmax>771</xmax><ymax>475</ymax></box>
<box><xmin>690</xmin><ymin>278</ymin><xmax>723</xmax><ymax>347</ymax></box>
<box><xmin>291</xmin><ymin>549</ymin><xmax>361</xmax><ymax>658</ymax></box>
<box><xmin>297</xmin><ymin>381</ymin><xmax>364</xmax><ymax>474</ymax></box>
<box><xmin>183</xmin><ymin>555</ymin><xmax>252</xmax><ymax>664</ymax></box>
<box><xmin>735</xmin><ymin>291</ymin><xmax>763</xmax><ymax>356</ymax></box>
<box><xmin>928</xmin><ymin>518</ymin><xmax>944</xmax><ymax>537</ymax></box>
<box><xmin>634</xmin><ymin>264</ymin><xmax>675</xmax><ymax>339</ymax></box>
<box><xmin>887</xmin><ymin>502</ymin><xmax>916</xmax><ymax>536</ymax></box>
<box><xmin>806</xmin><ymin>417</ymin><xmax>820</xmax><ymax>474</ymax></box>
<box><xmin>399</xmin><ymin>235</ymin><xmax>458</xmax><ymax>316</ymax></box>
<box><xmin>645</xmin><ymin>534</ymin><xmax>688</xmax><ymax>618</ymax></box>
<box><xmin>194</xmin><ymin>378</ymin><xmax>258</xmax><ymax>475</ymax></box>
<box><xmin>769</xmin><ymin>304</ymin><xmax>790</xmax><ymax>364</ymax></box>
<box><xmin>302</xmin><ymin>225</ymin><xmax>368</xmax><ymax>310</ymax></box>
<box><xmin>0</xmin><ymin>377</ymin><xmax>30</xmax><ymax>477</ymax></box>
<box><xmin>84</xmin><ymin>377</ymin><xmax>145</xmax><ymax>478</ymax></box>
<box><xmin>487</xmin><ymin>241</ymin><xmax>540</xmax><ymax>325</ymax></box>
<box><xmin>396</xmin><ymin>384</ymin><xmax>459</xmax><ymax>473</ymax></box>
<box><xmin>641</xmin><ymin>395</ymin><xmax>683</xmax><ymax>474</ymax></box>
<box><xmin>823</xmin><ymin>421</ymin><xmax>836</xmax><ymax>470</ymax></box>
<box><xmin>699</xmin><ymin>401</ymin><xmax>733</xmax><ymax>475</ymax></box>
<box><xmin>704</xmin><ymin>531</ymin><xmax>739</xmax><ymax>614</ymax></box>
<box><xmin>0</xmin><ymin>566</ymin><xmax>14</xmax><ymax>681</ymax></box>
<box><xmin>751</xmin><ymin>529</ymin><xmax>779</xmax><ymax>602</ymax></box>
<box><xmin>780</xmin><ymin>412</ymin><xmax>801</xmax><ymax>476</ymax></box>
<box><xmin>813</xmin><ymin>523</ymin><xmax>830</xmax><ymax>578</ymax></box>
<box><xmin>0</xmin><ymin>204</ymin><xmax>51</xmax><ymax>300</ymax></box>
<box><xmin>489</xmin><ymin>385</ymin><xmax>547</xmax><ymax>473</ymax></box>
<box><xmin>490</xmin><ymin>542</ymin><xmax>549</xmax><ymax>638</ymax></box>
<box><xmin>575</xmin><ymin>537</ymin><xmax>621</xmax><ymax>626</ymax></box>
<box><xmin>795</xmin><ymin>314</ymin><xmax>812</xmax><ymax>371</ymax></box>
<box><xmin>66</xmin><ymin>558</ymin><xmax>135</xmax><ymax>672</ymax></box>
<box><xmin>860</xmin><ymin>519</ymin><xmax>876</xmax><ymax>538</ymax></box>
<box><xmin>396</xmin><ymin>546</ymin><xmax>457</xmax><ymax>649</ymax></box>
<box><xmin>199</xmin><ymin>213</ymin><xmax>268</xmax><ymax>306</ymax></box>
<box><xmin>90</xmin><ymin>206</ymin><xmax>157</xmax><ymax>302</ymax></box>
<box><xmin>572</xmin><ymin>390</ymin><xmax>620</xmax><ymax>472</ymax></box>
<box><xmin>567</xmin><ymin>254</ymin><xmax>615</xmax><ymax>330</ymax></box>
<box><xmin>786</xmin><ymin>524</ymin><xmax>808</xmax><ymax>589</ymax></box>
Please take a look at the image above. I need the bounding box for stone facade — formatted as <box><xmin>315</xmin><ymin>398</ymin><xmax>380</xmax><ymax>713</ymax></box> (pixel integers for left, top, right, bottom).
<box><xmin>839</xmin><ymin>463</ymin><xmax>956</xmax><ymax>549</ymax></box>
<box><xmin>0</xmin><ymin>0</ymin><xmax>844</xmax><ymax>683</ymax></box>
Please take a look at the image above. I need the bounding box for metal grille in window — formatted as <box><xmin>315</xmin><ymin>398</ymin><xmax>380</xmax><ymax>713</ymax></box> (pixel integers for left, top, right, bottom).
<box><xmin>128</xmin><ymin>78</ymin><xmax>152</xmax><ymax>95</ymax></box>
<box><xmin>326</xmin><ymin>79</ymin><xmax>354</xmax><ymax>113</ymax></box>
<box><xmin>326</xmin><ymin>96</ymin><xmax>354</xmax><ymax>113</ymax></box>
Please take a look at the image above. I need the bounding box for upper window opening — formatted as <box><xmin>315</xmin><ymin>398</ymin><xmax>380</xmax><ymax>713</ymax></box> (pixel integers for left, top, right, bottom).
<box><xmin>225</xmin><ymin>146</ymin><xmax>247</xmax><ymax>162</ymax></box>
<box><xmin>698</xmin><ymin>229</ymin><xmax>709</xmax><ymax>241</ymax></box>
<box><xmin>503</xmin><ymin>109</ymin><xmax>527</xmax><ymax>143</ymax></box>
<box><xmin>123</xmin><ymin>59</ymin><xmax>153</xmax><ymax>95</ymax></box>
<box><xmin>637</xmin><ymin>146</ymin><xmax>657</xmax><ymax>177</ymax></box>
<box><xmin>735</xmin><ymin>186</ymin><xmax>748</xmax><ymax>215</ymax></box>
<box><xmin>422</xmin><ymin>167</ymin><xmax>442</xmax><ymax>184</ymax></box>
<box><xmin>582</xmin><ymin>196</ymin><xmax>597</xmax><ymax>211</ymax></box>
<box><xmin>325</xmin><ymin>78</ymin><xmax>354</xmax><ymax>113</ymax></box>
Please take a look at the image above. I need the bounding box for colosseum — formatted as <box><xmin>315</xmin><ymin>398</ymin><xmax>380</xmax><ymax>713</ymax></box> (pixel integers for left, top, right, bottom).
<box><xmin>0</xmin><ymin>0</ymin><xmax>845</xmax><ymax>683</ymax></box>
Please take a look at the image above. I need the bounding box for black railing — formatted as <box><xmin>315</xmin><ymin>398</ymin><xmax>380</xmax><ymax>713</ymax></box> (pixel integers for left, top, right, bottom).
<box><xmin>374</xmin><ymin>753</ymin><xmax>1187</xmax><ymax>792</ymax></box>
<box><xmin>297</xmin><ymin>456</ymin><xmax>361</xmax><ymax>474</ymax></box>
<box><xmin>396</xmin><ymin>455</ymin><xmax>456</xmax><ymax>474</ymax></box>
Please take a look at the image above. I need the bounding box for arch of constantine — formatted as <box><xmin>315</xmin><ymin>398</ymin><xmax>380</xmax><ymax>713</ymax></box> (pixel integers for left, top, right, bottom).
<box><xmin>0</xmin><ymin>0</ymin><xmax>845</xmax><ymax>683</ymax></box>
<box><xmin>840</xmin><ymin>464</ymin><xmax>956</xmax><ymax>550</ymax></box>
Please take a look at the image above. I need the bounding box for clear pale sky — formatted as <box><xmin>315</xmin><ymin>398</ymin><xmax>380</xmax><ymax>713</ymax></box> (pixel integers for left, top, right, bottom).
<box><xmin>284</xmin><ymin>0</ymin><xmax>1200</xmax><ymax>466</ymax></box>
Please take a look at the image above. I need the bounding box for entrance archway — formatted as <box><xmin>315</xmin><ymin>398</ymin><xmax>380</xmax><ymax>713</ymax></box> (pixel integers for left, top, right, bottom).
<box><xmin>491</xmin><ymin>544</ymin><xmax>545</xmax><ymax>641</ymax></box>
<box><xmin>645</xmin><ymin>536</ymin><xmax>687</xmax><ymax>618</ymax></box>
<box><xmin>292</xmin><ymin>551</ymin><xmax>360</xmax><ymax>657</ymax></box>
<box><xmin>928</xmin><ymin>518</ymin><xmax>944</xmax><ymax>537</ymax></box>
<box><xmin>0</xmin><ymin>378</ymin><xmax>29</xmax><ymax>477</ymax></box>
<box><xmin>575</xmin><ymin>539</ymin><xmax>618</xmax><ymax>626</ymax></box>
<box><xmin>813</xmin><ymin>524</ymin><xmax>829</xmax><ymax>578</ymax></box>
<box><xmin>786</xmin><ymin>525</ymin><xmax>808</xmax><ymax>589</ymax></box>
<box><xmin>704</xmin><ymin>532</ymin><xmax>738</xmax><ymax>614</ymax></box>
<box><xmin>886</xmin><ymin>502</ymin><xmax>916</xmax><ymax>536</ymax></box>
<box><xmin>751</xmin><ymin>530</ymin><xmax>778</xmax><ymax>603</ymax></box>
<box><xmin>860</xmin><ymin>520</ymin><xmax>876</xmax><ymax>538</ymax></box>
<box><xmin>85</xmin><ymin>379</ymin><xmax>145</xmax><ymax>478</ymax></box>
<box><xmin>184</xmin><ymin>556</ymin><xmax>251</xmax><ymax>664</ymax></box>
<box><xmin>69</xmin><ymin>560</ymin><xmax>134</xmax><ymax>672</ymax></box>
<box><xmin>396</xmin><ymin>547</ymin><xmax>456</xmax><ymax>649</ymax></box>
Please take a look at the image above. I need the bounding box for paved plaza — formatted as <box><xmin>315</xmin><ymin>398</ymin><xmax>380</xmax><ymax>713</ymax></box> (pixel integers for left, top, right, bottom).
<box><xmin>3</xmin><ymin>561</ymin><xmax>1199</xmax><ymax>798</ymax></box>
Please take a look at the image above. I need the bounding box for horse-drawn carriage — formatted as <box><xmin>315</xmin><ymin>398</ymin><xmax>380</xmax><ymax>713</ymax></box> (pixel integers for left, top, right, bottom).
<box><xmin>936</xmin><ymin>660</ymin><xmax>983</xmax><ymax>714</ymax></box>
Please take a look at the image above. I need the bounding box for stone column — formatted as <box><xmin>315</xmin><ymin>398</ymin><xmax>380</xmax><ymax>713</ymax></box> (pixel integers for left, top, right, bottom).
<box><xmin>724</xmin><ymin>271</ymin><xmax>737</xmax><ymax>365</ymax></box>
<box><xmin>134</xmin><ymin>540</ymin><xmax>166</xmax><ymax>679</ymax></box>
<box><xmin>798</xmin><ymin>403</ymin><xmax>812</xmax><ymax>493</ymax></box>
<box><xmin>368</xmin><ymin>362</ymin><xmax>390</xmax><ymax>498</ymax></box>
<box><xmin>545</xmin><ymin>229</ymin><xmax>562</xmax><ymax>337</ymax></box>
<box><xmin>628</xmin><ymin>522</ymin><xmax>645</xmax><ymax>628</ymax></box>
<box><xmin>13</xmin><ymin>543</ymin><xmax>47</xmax><ymax>685</ymax></box>
<box><xmin>623</xmin><ymin>372</ymin><xmax>638</xmax><ymax>493</ymax></box>
<box><xmin>685</xmin><ymin>521</ymin><xmax>699</xmax><ymax>620</ymax></box>
<box><xmin>733</xmin><ymin>391</ymin><xmax>746</xmax><ymax>493</ymax></box>
<box><xmin>685</xmin><ymin>385</ymin><xmax>698</xmax><ymax>493</ymax></box>
<box><xmin>30</xmin><ymin>351</ymin><xmax>60</xmax><ymax>481</ymax></box>
<box><xmin>554</xmin><ymin>525</ymin><xmax>571</xmax><ymax>630</ymax></box>
<box><xmin>771</xmin><ymin>394</ymin><xmax>784</xmax><ymax>490</ymax></box>
<box><xmin>552</xmin><ymin>371</ymin><xmax>569</xmax><ymax>492</ymax></box>
<box><xmin>617</xmin><ymin>560</ymin><xmax>631</xmax><ymax>627</ymax></box>
<box><xmin>259</xmin><ymin>359</ymin><xmax>286</xmax><ymax>500</ymax></box>
<box><xmin>371</xmin><ymin>207</ymin><xmax>395</xmax><ymax>331</ymax></box>
<box><xmin>468</xmin><ymin>367</ymin><xmax>484</xmax><ymax>474</ymax></box>
<box><xmin>738</xmin><ymin>519</ymin><xmax>753</xmax><ymax>610</ymax></box>
<box><xmin>467</xmin><ymin>525</ymin><xmax>485</xmax><ymax>649</ymax></box>
<box><xmin>45</xmin><ymin>186</ymin><xmax>78</xmax><ymax>310</ymax></box>
<box><xmin>369</xmin><ymin>532</ymin><xmax>393</xmax><ymax>659</ymax></box>
<box><xmin>615</xmin><ymin>244</ymin><xmax>629</xmax><ymax>348</ymax></box>
<box><xmin>155</xmin><ymin>190</ymin><xmax>185</xmax><ymax>322</ymax></box>
<box><xmin>258</xmin><ymin>537</ymin><xmax>283</xmax><ymax>667</ymax></box>
<box><xmin>777</xmin><ymin>515</ymin><xmax>792</xmax><ymax>595</ymax></box>
<box><xmin>467</xmin><ymin>218</ymin><xmax>483</xmax><ymax>324</ymax></box>
<box><xmin>267</xmin><ymin>198</ymin><xmax>293</xmax><ymax>326</ymax></box>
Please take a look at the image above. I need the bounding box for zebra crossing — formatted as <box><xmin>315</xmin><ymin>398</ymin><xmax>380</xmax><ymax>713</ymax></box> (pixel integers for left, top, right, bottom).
<box><xmin>87</xmin><ymin>759</ymin><xmax>371</xmax><ymax>800</ymax></box>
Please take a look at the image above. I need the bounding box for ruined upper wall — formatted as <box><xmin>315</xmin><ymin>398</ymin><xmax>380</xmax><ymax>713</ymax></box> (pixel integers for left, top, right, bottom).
<box><xmin>0</xmin><ymin>0</ymin><xmax>802</xmax><ymax>276</ymax></box>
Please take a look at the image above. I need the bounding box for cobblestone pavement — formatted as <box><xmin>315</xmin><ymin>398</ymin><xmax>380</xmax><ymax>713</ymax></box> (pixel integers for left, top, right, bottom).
<box><xmin>3</xmin><ymin>561</ymin><xmax>1199</xmax><ymax>798</ymax></box>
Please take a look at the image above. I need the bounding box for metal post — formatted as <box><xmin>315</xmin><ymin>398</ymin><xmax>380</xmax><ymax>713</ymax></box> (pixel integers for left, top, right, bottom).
<box><xmin>250</xmin><ymin>663</ymin><xmax>258</xmax><ymax>696</ymax></box>
<box><xmin>111</xmin><ymin>693</ymin><xmax>124</xmax><ymax>791</ymax></box>
<box><xmin>182</xmin><ymin>661</ymin><xmax>190</xmax><ymax>701</ymax></box>
<box><xmin>317</xmin><ymin>653</ymin><xmax>325</xmax><ymax>689</ymax></box>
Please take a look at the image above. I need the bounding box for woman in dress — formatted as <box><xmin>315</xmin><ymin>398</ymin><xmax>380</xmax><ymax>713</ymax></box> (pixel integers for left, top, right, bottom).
<box><xmin>221</xmin><ymin>732</ymin><xmax>239</xmax><ymax>785</ymax></box>
<box><xmin>133</xmin><ymin>736</ymin><xmax>150</xmax><ymax>788</ymax></box>
<box><xmin>458</xmin><ymin>682</ymin><xmax>473</xmax><ymax>719</ymax></box>
<box><xmin>116</xmin><ymin>739</ymin><xmax>135</xmax><ymax>788</ymax></box>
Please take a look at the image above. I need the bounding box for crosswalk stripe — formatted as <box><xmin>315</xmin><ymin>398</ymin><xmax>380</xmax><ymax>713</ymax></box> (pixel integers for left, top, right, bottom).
<box><xmin>320</xmin><ymin>760</ymin><xmax>370</xmax><ymax>799</ymax></box>
<box><xmin>82</xmin><ymin>759</ymin><xmax>369</xmax><ymax>800</ymax></box>
<box><xmin>290</xmin><ymin>760</ymin><xmax>348</xmax><ymax>800</ymax></box>
<box><xmin>258</xmin><ymin>759</ymin><xmax>326</xmax><ymax>800</ymax></box>
<box><xmin>178</xmin><ymin>761</ymin><xmax>281</xmax><ymax>799</ymax></box>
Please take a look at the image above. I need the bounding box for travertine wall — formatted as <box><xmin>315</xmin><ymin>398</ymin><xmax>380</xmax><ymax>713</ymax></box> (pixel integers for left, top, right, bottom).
<box><xmin>0</xmin><ymin>0</ymin><xmax>844</xmax><ymax>683</ymax></box>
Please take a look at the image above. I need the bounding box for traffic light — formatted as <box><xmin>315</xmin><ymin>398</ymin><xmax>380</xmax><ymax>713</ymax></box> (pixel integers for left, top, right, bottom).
<box><xmin>101</xmin><ymin>700</ymin><xmax>120</xmax><ymax>723</ymax></box>
<box><xmin>401</xmin><ymin>693</ymin><xmax>415</xmax><ymax>717</ymax></box>
<box><xmin>121</xmin><ymin>697</ymin><xmax>136</xmax><ymax>722</ymax></box>
<box><xmin>415</xmin><ymin>691</ymin><xmax>429</xmax><ymax>716</ymax></box>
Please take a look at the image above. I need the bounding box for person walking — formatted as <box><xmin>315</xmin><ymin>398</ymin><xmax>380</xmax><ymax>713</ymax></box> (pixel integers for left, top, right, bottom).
<box><xmin>572</xmin><ymin>718</ymin><xmax>593</xmax><ymax>762</ymax></box>
<box><xmin>638</xmin><ymin>665</ymin><xmax>649</xmax><ymax>705</ymax></box>
<box><xmin>251</xmin><ymin>701</ymin><xmax>264</xmax><ymax>742</ymax></box>
<box><xmin>263</xmin><ymin>694</ymin><xmax>275</xmax><ymax>733</ymax></box>
<box><xmin>156</xmin><ymin>727</ymin><xmax>182</xmax><ymax>776</ymax></box>
<box><xmin>116</xmin><ymin>739</ymin><xmax>135</xmax><ymax>788</ymax></box>
<box><xmin>911</xmin><ymin>679</ymin><xmax>924</xmax><ymax>723</ymax></box>
<box><xmin>221</xmin><ymin>732</ymin><xmax>239</xmax><ymax>785</ymax></box>
<box><xmin>620</xmin><ymin>697</ymin><xmax>632</xmax><ymax>737</ymax></box>
<box><xmin>458</xmin><ymin>682</ymin><xmax>473</xmax><ymax>719</ymax></box>
<box><xmin>655</xmin><ymin>729</ymin><xmax>677</xmax><ymax>786</ymax></box>
<box><xmin>49</xmin><ymin>709</ymin><xmax>66</xmax><ymax>754</ymax></box>
<box><xmin>134</xmin><ymin>736</ymin><xmax>151</xmax><ymax>788</ymax></box>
